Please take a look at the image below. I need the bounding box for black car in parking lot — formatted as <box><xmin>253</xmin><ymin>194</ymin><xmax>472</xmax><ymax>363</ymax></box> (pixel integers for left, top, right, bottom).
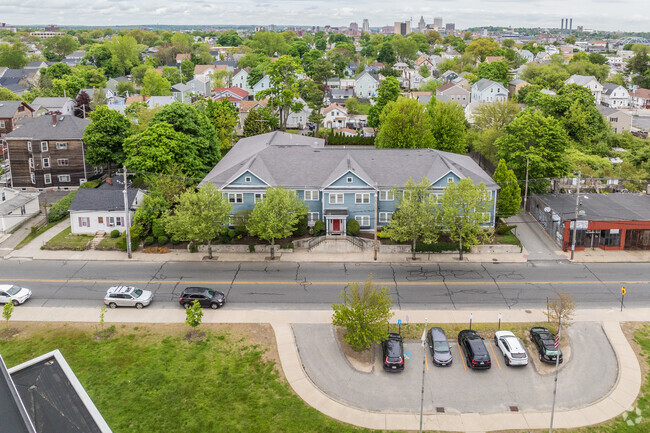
<box><xmin>427</xmin><ymin>327</ymin><xmax>452</xmax><ymax>366</ymax></box>
<box><xmin>530</xmin><ymin>327</ymin><xmax>563</xmax><ymax>364</ymax></box>
<box><xmin>458</xmin><ymin>330</ymin><xmax>491</xmax><ymax>370</ymax></box>
<box><xmin>179</xmin><ymin>287</ymin><xmax>226</xmax><ymax>309</ymax></box>
<box><xmin>382</xmin><ymin>333</ymin><xmax>405</xmax><ymax>372</ymax></box>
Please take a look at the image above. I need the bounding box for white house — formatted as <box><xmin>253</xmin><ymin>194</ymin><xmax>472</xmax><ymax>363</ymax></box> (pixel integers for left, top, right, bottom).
<box><xmin>565</xmin><ymin>74</ymin><xmax>603</xmax><ymax>104</ymax></box>
<box><xmin>232</xmin><ymin>67</ymin><xmax>252</xmax><ymax>94</ymax></box>
<box><xmin>518</xmin><ymin>49</ymin><xmax>534</xmax><ymax>63</ymax></box>
<box><xmin>31</xmin><ymin>97</ymin><xmax>75</xmax><ymax>117</ymax></box>
<box><xmin>0</xmin><ymin>187</ymin><xmax>39</xmax><ymax>234</ymax></box>
<box><xmin>322</xmin><ymin>103</ymin><xmax>349</xmax><ymax>129</ymax></box>
<box><xmin>67</xmin><ymin>188</ymin><xmax>143</xmax><ymax>235</ymax></box>
<box><xmin>251</xmin><ymin>75</ymin><xmax>271</xmax><ymax>97</ymax></box>
<box><xmin>631</xmin><ymin>88</ymin><xmax>650</xmax><ymax>108</ymax></box>
<box><xmin>285</xmin><ymin>98</ymin><xmax>312</xmax><ymax>129</ymax></box>
<box><xmin>601</xmin><ymin>83</ymin><xmax>630</xmax><ymax>108</ymax></box>
<box><xmin>354</xmin><ymin>70</ymin><xmax>380</xmax><ymax>99</ymax></box>
<box><xmin>471</xmin><ymin>78</ymin><xmax>509</xmax><ymax>103</ymax></box>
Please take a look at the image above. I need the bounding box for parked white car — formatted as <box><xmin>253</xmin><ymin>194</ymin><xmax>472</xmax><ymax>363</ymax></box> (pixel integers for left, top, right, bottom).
<box><xmin>0</xmin><ymin>284</ymin><xmax>32</xmax><ymax>306</ymax></box>
<box><xmin>494</xmin><ymin>331</ymin><xmax>528</xmax><ymax>366</ymax></box>
<box><xmin>104</xmin><ymin>286</ymin><xmax>153</xmax><ymax>309</ymax></box>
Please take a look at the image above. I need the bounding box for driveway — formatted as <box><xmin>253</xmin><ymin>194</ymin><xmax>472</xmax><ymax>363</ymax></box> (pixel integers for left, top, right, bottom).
<box><xmin>506</xmin><ymin>213</ymin><xmax>566</xmax><ymax>261</ymax></box>
<box><xmin>293</xmin><ymin>322</ymin><xmax>617</xmax><ymax>413</ymax></box>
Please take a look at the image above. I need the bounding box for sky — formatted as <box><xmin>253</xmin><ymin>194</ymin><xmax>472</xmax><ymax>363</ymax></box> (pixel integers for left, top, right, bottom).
<box><xmin>4</xmin><ymin>0</ymin><xmax>649</xmax><ymax>32</ymax></box>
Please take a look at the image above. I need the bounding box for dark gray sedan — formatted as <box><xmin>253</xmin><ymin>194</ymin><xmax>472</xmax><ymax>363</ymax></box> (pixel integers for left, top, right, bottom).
<box><xmin>427</xmin><ymin>327</ymin><xmax>453</xmax><ymax>366</ymax></box>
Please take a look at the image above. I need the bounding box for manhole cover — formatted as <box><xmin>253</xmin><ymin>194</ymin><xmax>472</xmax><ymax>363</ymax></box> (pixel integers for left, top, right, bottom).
<box><xmin>436</xmin><ymin>407</ymin><xmax>445</xmax><ymax>413</ymax></box>
<box><xmin>510</xmin><ymin>406</ymin><xmax>519</xmax><ymax>412</ymax></box>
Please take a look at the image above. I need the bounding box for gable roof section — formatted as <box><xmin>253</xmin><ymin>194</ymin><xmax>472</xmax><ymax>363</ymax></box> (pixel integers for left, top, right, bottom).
<box><xmin>566</xmin><ymin>74</ymin><xmax>598</xmax><ymax>86</ymax></box>
<box><xmin>323</xmin><ymin>103</ymin><xmax>347</xmax><ymax>115</ymax></box>
<box><xmin>30</xmin><ymin>97</ymin><xmax>73</xmax><ymax>110</ymax></box>
<box><xmin>194</xmin><ymin>64</ymin><xmax>216</xmax><ymax>75</ymax></box>
<box><xmin>601</xmin><ymin>82</ymin><xmax>626</xmax><ymax>95</ymax></box>
<box><xmin>68</xmin><ymin>188</ymin><xmax>139</xmax><ymax>212</ymax></box>
<box><xmin>473</xmin><ymin>78</ymin><xmax>506</xmax><ymax>92</ymax></box>
<box><xmin>4</xmin><ymin>115</ymin><xmax>89</xmax><ymax>140</ymax></box>
<box><xmin>355</xmin><ymin>70</ymin><xmax>379</xmax><ymax>83</ymax></box>
<box><xmin>0</xmin><ymin>101</ymin><xmax>32</xmax><ymax>118</ymax></box>
<box><xmin>239</xmin><ymin>99</ymin><xmax>268</xmax><ymax>113</ymax></box>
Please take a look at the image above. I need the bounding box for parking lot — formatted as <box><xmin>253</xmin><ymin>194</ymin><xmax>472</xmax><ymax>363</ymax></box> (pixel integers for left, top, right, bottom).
<box><xmin>293</xmin><ymin>322</ymin><xmax>617</xmax><ymax>414</ymax></box>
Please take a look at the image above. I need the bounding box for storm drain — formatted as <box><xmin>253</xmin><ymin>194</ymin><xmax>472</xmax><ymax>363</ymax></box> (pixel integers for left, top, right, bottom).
<box><xmin>509</xmin><ymin>406</ymin><xmax>519</xmax><ymax>412</ymax></box>
<box><xmin>436</xmin><ymin>407</ymin><xmax>445</xmax><ymax>413</ymax></box>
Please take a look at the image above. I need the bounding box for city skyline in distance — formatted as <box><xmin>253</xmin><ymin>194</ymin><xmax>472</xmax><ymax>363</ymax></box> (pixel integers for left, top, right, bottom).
<box><xmin>3</xmin><ymin>0</ymin><xmax>648</xmax><ymax>32</ymax></box>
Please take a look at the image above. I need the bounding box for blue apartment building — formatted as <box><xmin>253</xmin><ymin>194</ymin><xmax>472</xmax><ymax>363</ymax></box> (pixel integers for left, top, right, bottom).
<box><xmin>200</xmin><ymin>132</ymin><xmax>498</xmax><ymax>235</ymax></box>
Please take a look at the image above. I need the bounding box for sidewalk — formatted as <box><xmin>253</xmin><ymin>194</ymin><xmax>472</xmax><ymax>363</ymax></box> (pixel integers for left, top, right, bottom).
<box><xmin>3</xmin><ymin>218</ymin><xmax>70</xmax><ymax>260</ymax></box>
<box><xmin>506</xmin><ymin>212</ymin><xmax>567</xmax><ymax>261</ymax></box>
<box><xmin>9</xmin><ymin>306</ymin><xmax>645</xmax><ymax>433</ymax></box>
<box><xmin>0</xmin><ymin>214</ymin><xmax>47</xmax><ymax>258</ymax></box>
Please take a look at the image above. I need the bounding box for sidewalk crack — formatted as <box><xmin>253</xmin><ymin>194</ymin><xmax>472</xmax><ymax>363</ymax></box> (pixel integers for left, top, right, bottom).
<box><xmin>389</xmin><ymin>264</ymin><xmax>402</xmax><ymax>310</ymax></box>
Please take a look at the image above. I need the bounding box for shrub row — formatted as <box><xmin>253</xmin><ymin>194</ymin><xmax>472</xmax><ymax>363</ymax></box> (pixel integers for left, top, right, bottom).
<box><xmin>48</xmin><ymin>191</ymin><xmax>77</xmax><ymax>223</ymax></box>
<box><xmin>415</xmin><ymin>241</ymin><xmax>469</xmax><ymax>253</ymax></box>
<box><xmin>326</xmin><ymin>132</ymin><xmax>374</xmax><ymax>146</ymax></box>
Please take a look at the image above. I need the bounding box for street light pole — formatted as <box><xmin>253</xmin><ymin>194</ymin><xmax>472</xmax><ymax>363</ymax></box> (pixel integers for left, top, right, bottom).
<box><xmin>122</xmin><ymin>165</ymin><xmax>132</xmax><ymax>259</ymax></box>
<box><xmin>549</xmin><ymin>316</ymin><xmax>562</xmax><ymax>433</ymax></box>
<box><xmin>570</xmin><ymin>170</ymin><xmax>581</xmax><ymax>261</ymax></box>
<box><xmin>419</xmin><ymin>318</ymin><xmax>428</xmax><ymax>433</ymax></box>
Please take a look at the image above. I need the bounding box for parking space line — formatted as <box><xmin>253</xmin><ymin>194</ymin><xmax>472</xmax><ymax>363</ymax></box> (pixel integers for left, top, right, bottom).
<box><xmin>457</xmin><ymin>344</ymin><xmax>467</xmax><ymax>371</ymax></box>
<box><xmin>488</xmin><ymin>341</ymin><xmax>501</xmax><ymax>370</ymax></box>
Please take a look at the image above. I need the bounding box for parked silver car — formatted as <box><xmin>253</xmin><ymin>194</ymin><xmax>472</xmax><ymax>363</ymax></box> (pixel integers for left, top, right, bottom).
<box><xmin>104</xmin><ymin>286</ymin><xmax>153</xmax><ymax>309</ymax></box>
<box><xmin>427</xmin><ymin>327</ymin><xmax>453</xmax><ymax>366</ymax></box>
<box><xmin>495</xmin><ymin>330</ymin><xmax>529</xmax><ymax>366</ymax></box>
<box><xmin>0</xmin><ymin>284</ymin><xmax>32</xmax><ymax>306</ymax></box>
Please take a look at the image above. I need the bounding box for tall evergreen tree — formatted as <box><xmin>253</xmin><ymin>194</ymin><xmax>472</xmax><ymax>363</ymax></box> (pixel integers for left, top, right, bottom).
<box><xmin>493</xmin><ymin>159</ymin><xmax>522</xmax><ymax>218</ymax></box>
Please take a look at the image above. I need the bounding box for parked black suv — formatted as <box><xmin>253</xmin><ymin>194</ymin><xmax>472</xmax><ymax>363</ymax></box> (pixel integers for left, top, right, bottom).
<box><xmin>179</xmin><ymin>287</ymin><xmax>226</xmax><ymax>309</ymax></box>
<box><xmin>458</xmin><ymin>330</ymin><xmax>491</xmax><ymax>370</ymax></box>
<box><xmin>382</xmin><ymin>333</ymin><xmax>405</xmax><ymax>372</ymax></box>
<box><xmin>530</xmin><ymin>327</ymin><xmax>563</xmax><ymax>364</ymax></box>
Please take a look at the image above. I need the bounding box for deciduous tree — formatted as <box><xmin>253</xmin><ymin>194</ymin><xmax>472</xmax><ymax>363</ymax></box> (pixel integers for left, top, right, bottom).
<box><xmin>164</xmin><ymin>183</ymin><xmax>232</xmax><ymax>259</ymax></box>
<box><xmin>331</xmin><ymin>274</ymin><xmax>393</xmax><ymax>351</ymax></box>
<box><xmin>439</xmin><ymin>177</ymin><xmax>493</xmax><ymax>260</ymax></box>
<box><xmin>83</xmin><ymin>106</ymin><xmax>131</xmax><ymax>168</ymax></box>
<box><xmin>142</xmin><ymin>69</ymin><xmax>172</xmax><ymax>96</ymax></box>
<box><xmin>427</xmin><ymin>99</ymin><xmax>468</xmax><ymax>154</ymax></box>
<box><xmin>367</xmin><ymin>76</ymin><xmax>400</xmax><ymax>128</ymax></box>
<box><xmin>257</xmin><ymin>55</ymin><xmax>304</xmax><ymax>131</ymax></box>
<box><xmin>202</xmin><ymin>98</ymin><xmax>238</xmax><ymax>149</ymax></box>
<box><xmin>382</xmin><ymin>178</ymin><xmax>440</xmax><ymax>260</ymax></box>
<box><xmin>246</xmin><ymin>187</ymin><xmax>307</xmax><ymax>259</ymax></box>
<box><xmin>493</xmin><ymin>159</ymin><xmax>521</xmax><ymax>218</ymax></box>
<box><xmin>106</xmin><ymin>35</ymin><xmax>141</xmax><ymax>75</ymax></box>
<box><xmin>0</xmin><ymin>88</ymin><xmax>20</xmax><ymax>100</ymax></box>
<box><xmin>472</xmin><ymin>100</ymin><xmax>521</xmax><ymax>130</ymax></box>
<box><xmin>375</xmin><ymin>97</ymin><xmax>434</xmax><ymax>149</ymax></box>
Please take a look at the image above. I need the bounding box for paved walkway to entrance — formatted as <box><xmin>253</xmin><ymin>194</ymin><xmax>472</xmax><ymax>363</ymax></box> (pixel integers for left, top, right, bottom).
<box><xmin>506</xmin><ymin>212</ymin><xmax>567</xmax><ymax>261</ymax></box>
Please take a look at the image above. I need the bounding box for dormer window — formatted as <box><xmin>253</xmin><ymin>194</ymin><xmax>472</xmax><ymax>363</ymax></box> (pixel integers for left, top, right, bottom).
<box><xmin>447</xmin><ymin>177</ymin><xmax>455</xmax><ymax>184</ymax></box>
<box><xmin>244</xmin><ymin>176</ymin><xmax>251</xmax><ymax>183</ymax></box>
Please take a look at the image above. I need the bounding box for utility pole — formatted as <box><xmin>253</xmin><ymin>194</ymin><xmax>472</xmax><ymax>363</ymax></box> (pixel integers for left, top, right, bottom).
<box><xmin>549</xmin><ymin>316</ymin><xmax>562</xmax><ymax>433</ymax></box>
<box><xmin>122</xmin><ymin>165</ymin><xmax>132</xmax><ymax>259</ymax></box>
<box><xmin>523</xmin><ymin>157</ymin><xmax>530</xmax><ymax>212</ymax></box>
<box><xmin>418</xmin><ymin>318</ymin><xmax>428</xmax><ymax>433</ymax></box>
<box><xmin>373</xmin><ymin>183</ymin><xmax>378</xmax><ymax>260</ymax></box>
<box><xmin>570</xmin><ymin>170</ymin><xmax>581</xmax><ymax>260</ymax></box>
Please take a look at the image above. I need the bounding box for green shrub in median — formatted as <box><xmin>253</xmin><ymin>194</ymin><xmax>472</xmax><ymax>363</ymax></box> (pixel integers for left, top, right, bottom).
<box><xmin>48</xmin><ymin>190</ymin><xmax>77</xmax><ymax>223</ymax></box>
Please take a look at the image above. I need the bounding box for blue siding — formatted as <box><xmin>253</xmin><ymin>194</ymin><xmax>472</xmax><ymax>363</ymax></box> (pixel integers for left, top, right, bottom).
<box><xmin>329</xmin><ymin>171</ymin><xmax>372</xmax><ymax>188</ymax></box>
<box><xmin>430</xmin><ymin>171</ymin><xmax>461</xmax><ymax>188</ymax></box>
<box><xmin>229</xmin><ymin>171</ymin><xmax>268</xmax><ymax>187</ymax></box>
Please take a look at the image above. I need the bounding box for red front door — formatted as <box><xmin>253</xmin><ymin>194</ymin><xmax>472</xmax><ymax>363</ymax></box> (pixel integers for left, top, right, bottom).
<box><xmin>333</xmin><ymin>219</ymin><xmax>340</xmax><ymax>232</ymax></box>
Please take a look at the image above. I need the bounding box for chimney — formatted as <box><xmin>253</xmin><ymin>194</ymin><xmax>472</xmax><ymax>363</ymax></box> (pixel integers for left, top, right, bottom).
<box><xmin>51</xmin><ymin>113</ymin><xmax>57</xmax><ymax>127</ymax></box>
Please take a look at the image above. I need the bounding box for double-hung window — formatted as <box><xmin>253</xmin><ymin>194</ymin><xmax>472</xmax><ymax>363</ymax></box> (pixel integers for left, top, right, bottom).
<box><xmin>42</xmin><ymin>157</ymin><xmax>50</xmax><ymax>168</ymax></box>
<box><xmin>56</xmin><ymin>142</ymin><xmax>68</xmax><ymax>150</ymax></box>
<box><xmin>355</xmin><ymin>215</ymin><xmax>370</xmax><ymax>227</ymax></box>
<box><xmin>254</xmin><ymin>192</ymin><xmax>266</xmax><ymax>203</ymax></box>
<box><xmin>379</xmin><ymin>212</ymin><xmax>393</xmax><ymax>223</ymax></box>
<box><xmin>304</xmin><ymin>190</ymin><xmax>319</xmax><ymax>201</ymax></box>
<box><xmin>44</xmin><ymin>173</ymin><xmax>51</xmax><ymax>184</ymax></box>
<box><xmin>40</xmin><ymin>141</ymin><xmax>48</xmax><ymax>152</ymax></box>
<box><xmin>58</xmin><ymin>175</ymin><xmax>71</xmax><ymax>182</ymax></box>
<box><xmin>228</xmin><ymin>193</ymin><xmax>243</xmax><ymax>204</ymax></box>
<box><xmin>307</xmin><ymin>212</ymin><xmax>319</xmax><ymax>226</ymax></box>
<box><xmin>329</xmin><ymin>193</ymin><xmax>344</xmax><ymax>204</ymax></box>
<box><xmin>379</xmin><ymin>190</ymin><xmax>394</xmax><ymax>201</ymax></box>
<box><xmin>57</xmin><ymin>158</ymin><xmax>69</xmax><ymax>166</ymax></box>
<box><xmin>355</xmin><ymin>193</ymin><xmax>370</xmax><ymax>204</ymax></box>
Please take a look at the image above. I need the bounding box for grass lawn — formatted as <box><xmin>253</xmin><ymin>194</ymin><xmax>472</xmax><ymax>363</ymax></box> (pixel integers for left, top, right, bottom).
<box><xmin>356</xmin><ymin>102</ymin><xmax>371</xmax><ymax>115</ymax></box>
<box><xmin>0</xmin><ymin>323</ymin><xmax>384</xmax><ymax>433</ymax></box>
<box><xmin>15</xmin><ymin>220</ymin><xmax>59</xmax><ymax>250</ymax></box>
<box><xmin>44</xmin><ymin>227</ymin><xmax>94</xmax><ymax>250</ymax></box>
<box><xmin>496</xmin><ymin>230</ymin><xmax>522</xmax><ymax>247</ymax></box>
<box><xmin>96</xmin><ymin>236</ymin><xmax>122</xmax><ymax>250</ymax></box>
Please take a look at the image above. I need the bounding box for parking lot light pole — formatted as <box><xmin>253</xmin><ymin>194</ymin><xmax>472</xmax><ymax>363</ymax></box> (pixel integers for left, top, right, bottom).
<box><xmin>419</xmin><ymin>318</ymin><xmax>428</xmax><ymax>433</ymax></box>
<box><xmin>549</xmin><ymin>317</ymin><xmax>562</xmax><ymax>433</ymax></box>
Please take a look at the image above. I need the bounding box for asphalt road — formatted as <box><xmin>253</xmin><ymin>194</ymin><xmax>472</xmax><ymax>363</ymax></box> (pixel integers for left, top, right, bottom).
<box><xmin>0</xmin><ymin>260</ymin><xmax>648</xmax><ymax>310</ymax></box>
<box><xmin>293</xmin><ymin>322</ymin><xmax>617</xmax><ymax>413</ymax></box>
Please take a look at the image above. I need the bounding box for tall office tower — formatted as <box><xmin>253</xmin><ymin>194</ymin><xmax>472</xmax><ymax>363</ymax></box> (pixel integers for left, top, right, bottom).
<box><xmin>433</xmin><ymin>17</ymin><xmax>443</xmax><ymax>29</ymax></box>
<box><xmin>445</xmin><ymin>22</ymin><xmax>455</xmax><ymax>35</ymax></box>
<box><xmin>362</xmin><ymin>19</ymin><xmax>370</xmax><ymax>33</ymax></box>
<box><xmin>418</xmin><ymin>16</ymin><xmax>426</xmax><ymax>33</ymax></box>
<box><xmin>350</xmin><ymin>22</ymin><xmax>359</xmax><ymax>31</ymax></box>
<box><xmin>394</xmin><ymin>21</ymin><xmax>411</xmax><ymax>35</ymax></box>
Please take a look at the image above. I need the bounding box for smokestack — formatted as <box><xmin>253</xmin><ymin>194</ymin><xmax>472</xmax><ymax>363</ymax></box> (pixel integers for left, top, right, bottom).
<box><xmin>569</xmin><ymin>18</ymin><xmax>573</xmax><ymax>35</ymax></box>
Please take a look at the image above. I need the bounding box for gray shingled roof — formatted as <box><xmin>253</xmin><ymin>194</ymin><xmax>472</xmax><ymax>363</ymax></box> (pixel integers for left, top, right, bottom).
<box><xmin>68</xmin><ymin>189</ymin><xmax>139</xmax><ymax>212</ymax></box>
<box><xmin>30</xmin><ymin>97</ymin><xmax>73</xmax><ymax>110</ymax></box>
<box><xmin>0</xmin><ymin>101</ymin><xmax>24</xmax><ymax>118</ymax></box>
<box><xmin>596</xmin><ymin>105</ymin><xmax>618</xmax><ymax>116</ymax></box>
<box><xmin>566</xmin><ymin>75</ymin><xmax>597</xmax><ymax>86</ymax></box>
<box><xmin>473</xmin><ymin>78</ymin><xmax>506</xmax><ymax>92</ymax></box>
<box><xmin>536</xmin><ymin>193</ymin><xmax>650</xmax><ymax>221</ymax></box>
<box><xmin>601</xmin><ymin>82</ymin><xmax>625</xmax><ymax>96</ymax></box>
<box><xmin>3</xmin><ymin>115</ymin><xmax>89</xmax><ymax>140</ymax></box>
<box><xmin>201</xmin><ymin>132</ymin><xmax>496</xmax><ymax>190</ymax></box>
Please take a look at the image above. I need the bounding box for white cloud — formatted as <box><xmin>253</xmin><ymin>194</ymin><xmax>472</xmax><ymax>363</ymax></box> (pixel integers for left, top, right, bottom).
<box><xmin>2</xmin><ymin>0</ymin><xmax>648</xmax><ymax>31</ymax></box>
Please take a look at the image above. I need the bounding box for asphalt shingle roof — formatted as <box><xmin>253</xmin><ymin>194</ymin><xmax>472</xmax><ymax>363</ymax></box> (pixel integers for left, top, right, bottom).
<box><xmin>3</xmin><ymin>115</ymin><xmax>89</xmax><ymax>140</ymax></box>
<box><xmin>536</xmin><ymin>193</ymin><xmax>650</xmax><ymax>221</ymax></box>
<box><xmin>0</xmin><ymin>101</ymin><xmax>25</xmax><ymax>118</ymax></box>
<box><xmin>68</xmin><ymin>189</ymin><xmax>139</xmax><ymax>212</ymax></box>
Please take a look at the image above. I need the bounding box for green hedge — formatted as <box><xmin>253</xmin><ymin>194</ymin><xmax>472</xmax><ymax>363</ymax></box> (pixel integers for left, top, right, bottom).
<box><xmin>48</xmin><ymin>190</ymin><xmax>78</xmax><ymax>223</ymax></box>
<box><xmin>79</xmin><ymin>179</ymin><xmax>101</xmax><ymax>188</ymax></box>
<box><xmin>415</xmin><ymin>241</ymin><xmax>469</xmax><ymax>253</ymax></box>
<box><xmin>326</xmin><ymin>131</ymin><xmax>374</xmax><ymax>146</ymax></box>
<box><xmin>346</xmin><ymin>219</ymin><xmax>360</xmax><ymax>236</ymax></box>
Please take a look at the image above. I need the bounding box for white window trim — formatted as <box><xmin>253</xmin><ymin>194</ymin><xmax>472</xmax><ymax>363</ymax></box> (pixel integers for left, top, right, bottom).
<box><xmin>379</xmin><ymin>190</ymin><xmax>394</xmax><ymax>201</ymax></box>
<box><xmin>355</xmin><ymin>193</ymin><xmax>370</xmax><ymax>204</ymax></box>
<box><xmin>55</xmin><ymin>142</ymin><xmax>68</xmax><ymax>149</ymax></box>
<box><xmin>447</xmin><ymin>177</ymin><xmax>455</xmax><ymax>184</ymax></box>
<box><xmin>307</xmin><ymin>212</ymin><xmax>319</xmax><ymax>226</ymax></box>
<box><xmin>355</xmin><ymin>215</ymin><xmax>370</xmax><ymax>227</ymax></box>
<box><xmin>27</xmin><ymin>141</ymin><xmax>32</xmax><ymax>152</ymax></box>
<box><xmin>228</xmin><ymin>193</ymin><xmax>243</xmax><ymax>204</ymax></box>
<box><xmin>244</xmin><ymin>176</ymin><xmax>252</xmax><ymax>183</ymax></box>
<box><xmin>30</xmin><ymin>173</ymin><xmax>35</xmax><ymax>184</ymax></box>
<box><xmin>57</xmin><ymin>158</ymin><xmax>69</xmax><ymax>166</ymax></box>
<box><xmin>379</xmin><ymin>212</ymin><xmax>393</xmax><ymax>223</ymax></box>
<box><xmin>329</xmin><ymin>193</ymin><xmax>344</xmax><ymax>204</ymax></box>
<box><xmin>346</xmin><ymin>176</ymin><xmax>353</xmax><ymax>183</ymax></box>
<box><xmin>58</xmin><ymin>174</ymin><xmax>71</xmax><ymax>182</ymax></box>
<box><xmin>254</xmin><ymin>192</ymin><xmax>266</xmax><ymax>203</ymax></box>
<box><xmin>304</xmin><ymin>190</ymin><xmax>319</xmax><ymax>201</ymax></box>
<box><xmin>44</xmin><ymin>173</ymin><xmax>51</xmax><ymax>184</ymax></box>
<box><xmin>40</xmin><ymin>141</ymin><xmax>48</xmax><ymax>152</ymax></box>
<box><xmin>42</xmin><ymin>157</ymin><xmax>50</xmax><ymax>168</ymax></box>
<box><xmin>0</xmin><ymin>120</ymin><xmax>5</xmax><ymax>128</ymax></box>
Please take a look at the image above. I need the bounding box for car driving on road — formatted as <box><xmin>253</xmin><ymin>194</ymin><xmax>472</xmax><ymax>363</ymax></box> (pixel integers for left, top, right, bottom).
<box><xmin>458</xmin><ymin>330</ymin><xmax>491</xmax><ymax>370</ymax></box>
<box><xmin>104</xmin><ymin>286</ymin><xmax>153</xmax><ymax>309</ymax></box>
<box><xmin>494</xmin><ymin>331</ymin><xmax>528</xmax><ymax>366</ymax></box>
<box><xmin>530</xmin><ymin>327</ymin><xmax>563</xmax><ymax>364</ymax></box>
<box><xmin>382</xmin><ymin>333</ymin><xmax>405</xmax><ymax>372</ymax></box>
<box><xmin>427</xmin><ymin>327</ymin><xmax>452</xmax><ymax>366</ymax></box>
<box><xmin>179</xmin><ymin>287</ymin><xmax>226</xmax><ymax>309</ymax></box>
<box><xmin>0</xmin><ymin>284</ymin><xmax>32</xmax><ymax>306</ymax></box>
